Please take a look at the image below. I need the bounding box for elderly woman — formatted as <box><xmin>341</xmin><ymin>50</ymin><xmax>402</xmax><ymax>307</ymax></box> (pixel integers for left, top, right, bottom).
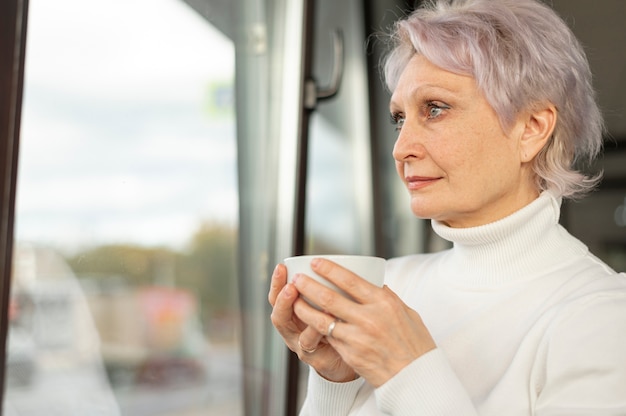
<box><xmin>269</xmin><ymin>0</ymin><xmax>626</xmax><ymax>414</ymax></box>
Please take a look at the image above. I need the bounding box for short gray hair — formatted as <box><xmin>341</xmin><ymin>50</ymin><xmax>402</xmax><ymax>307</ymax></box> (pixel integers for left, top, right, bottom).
<box><xmin>383</xmin><ymin>0</ymin><xmax>604</xmax><ymax>199</ymax></box>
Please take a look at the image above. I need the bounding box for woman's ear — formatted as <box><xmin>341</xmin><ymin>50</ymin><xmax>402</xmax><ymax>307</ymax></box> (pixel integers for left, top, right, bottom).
<box><xmin>520</xmin><ymin>104</ymin><xmax>557</xmax><ymax>163</ymax></box>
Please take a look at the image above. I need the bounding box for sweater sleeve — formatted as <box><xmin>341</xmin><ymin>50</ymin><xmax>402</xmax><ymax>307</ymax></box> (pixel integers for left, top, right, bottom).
<box><xmin>535</xmin><ymin>289</ymin><xmax>626</xmax><ymax>415</ymax></box>
<box><xmin>376</xmin><ymin>348</ymin><xmax>478</xmax><ymax>416</ymax></box>
<box><xmin>298</xmin><ymin>367</ymin><xmax>365</xmax><ymax>416</ymax></box>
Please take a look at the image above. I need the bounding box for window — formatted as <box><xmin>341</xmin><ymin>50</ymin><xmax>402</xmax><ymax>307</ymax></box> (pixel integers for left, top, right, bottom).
<box><xmin>6</xmin><ymin>0</ymin><xmax>241</xmax><ymax>414</ymax></box>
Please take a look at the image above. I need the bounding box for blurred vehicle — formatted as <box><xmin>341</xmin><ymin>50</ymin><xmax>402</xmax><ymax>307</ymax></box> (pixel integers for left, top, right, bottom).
<box><xmin>5</xmin><ymin>243</ymin><xmax>120</xmax><ymax>415</ymax></box>
<box><xmin>82</xmin><ymin>281</ymin><xmax>209</xmax><ymax>388</ymax></box>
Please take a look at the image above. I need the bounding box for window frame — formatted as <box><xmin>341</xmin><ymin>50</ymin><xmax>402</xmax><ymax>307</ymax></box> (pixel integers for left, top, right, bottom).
<box><xmin>0</xmin><ymin>0</ymin><xmax>28</xmax><ymax>407</ymax></box>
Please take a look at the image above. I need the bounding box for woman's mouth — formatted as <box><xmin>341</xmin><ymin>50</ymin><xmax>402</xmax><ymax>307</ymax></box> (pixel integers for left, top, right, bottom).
<box><xmin>405</xmin><ymin>176</ymin><xmax>441</xmax><ymax>191</ymax></box>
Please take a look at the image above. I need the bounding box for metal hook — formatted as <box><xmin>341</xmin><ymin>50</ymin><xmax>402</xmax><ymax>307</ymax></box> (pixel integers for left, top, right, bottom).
<box><xmin>304</xmin><ymin>29</ymin><xmax>344</xmax><ymax>110</ymax></box>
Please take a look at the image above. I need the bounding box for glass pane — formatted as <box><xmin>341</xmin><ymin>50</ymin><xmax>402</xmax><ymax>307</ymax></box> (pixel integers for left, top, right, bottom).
<box><xmin>305</xmin><ymin>0</ymin><xmax>374</xmax><ymax>256</ymax></box>
<box><xmin>232</xmin><ymin>0</ymin><xmax>308</xmax><ymax>413</ymax></box>
<box><xmin>6</xmin><ymin>0</ymin><xmax>241</xmax><ymax>415</ymax></box>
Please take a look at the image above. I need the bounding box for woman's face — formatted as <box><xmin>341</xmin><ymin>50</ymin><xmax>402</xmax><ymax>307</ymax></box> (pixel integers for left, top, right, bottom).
<box><xmin>390</xmin><ymin>55</ymin><xmax>538</xmax><ymax>228</ymax></box>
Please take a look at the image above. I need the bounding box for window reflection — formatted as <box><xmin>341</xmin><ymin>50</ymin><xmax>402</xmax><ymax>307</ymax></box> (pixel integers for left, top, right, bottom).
<box><xmin>7</xmin><ymin>243</ymin><xmax>119</xmax><ymax>415</ymax></box>
<box><xmin>6</xmin><ymin>0</ymin><xmax>240</xmax><ymax>415</ymax></box>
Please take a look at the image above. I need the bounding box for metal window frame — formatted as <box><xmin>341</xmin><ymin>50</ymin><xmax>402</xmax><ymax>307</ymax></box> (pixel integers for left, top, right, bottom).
<box><xmin>0</xmin><ymin>0</ymin><xmax>29</xmax><ymax>409</ymax></box>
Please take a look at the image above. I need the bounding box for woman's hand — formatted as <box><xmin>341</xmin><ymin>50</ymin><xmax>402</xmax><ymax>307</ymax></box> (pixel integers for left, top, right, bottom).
<box><xmin>268</xmin><ymin>263</ymin><xmax>357</xmax><ymax>383</ymax></box>
<box><xmin>291</xmin><ymin>258</ymin><xmax>436</xmax><ymax>388</ymax></box>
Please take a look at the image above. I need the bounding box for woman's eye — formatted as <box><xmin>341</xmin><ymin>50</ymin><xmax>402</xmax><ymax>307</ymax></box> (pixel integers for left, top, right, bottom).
<box><xmin>426</xmin><ymin>102</ymin><xmax>450</xmax><ymax>119</ymax></box>
<box><xmin>390</xmin><ymin>113</ymin><xmax>405</xmax><ymax>131</ymax></box>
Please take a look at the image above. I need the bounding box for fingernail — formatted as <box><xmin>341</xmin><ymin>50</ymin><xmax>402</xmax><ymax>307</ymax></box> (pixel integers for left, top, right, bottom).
<box><xmin>310</xmin><ymin>258</ymin><xmax>321</xmax><ymax>268</ymax></box>
<box><xmin>283</xmin><ymin>284</ymin><xmax>294</xmax><ymax>299</ymax></box>
<box><xmin>293</xmin><ymin>273</ymin><xmax>307</xmax><ymax>285</ymax></box>
<box><xmin>272</xmin><ymin>264</ymin><xmax>280</xmax><ymax>277</ymax></box>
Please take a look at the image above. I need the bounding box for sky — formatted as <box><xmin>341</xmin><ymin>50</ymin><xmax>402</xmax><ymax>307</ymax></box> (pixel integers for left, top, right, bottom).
<box><xmin>15</xmin><ymin>0</ymin><xmax>237</xmax><ymax>252</ymax></box>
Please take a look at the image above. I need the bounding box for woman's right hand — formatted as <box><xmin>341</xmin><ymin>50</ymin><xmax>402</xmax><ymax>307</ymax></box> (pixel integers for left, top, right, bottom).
<box><xmin>268</xmin><ymin>263</ymin><xmax>358</xmax><ymax>383</ymax></box>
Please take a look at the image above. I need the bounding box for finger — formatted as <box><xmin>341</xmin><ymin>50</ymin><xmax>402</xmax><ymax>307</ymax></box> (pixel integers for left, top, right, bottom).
<box><xmin>268</xmin><ymin>264</ymin><xmax>287</xmax><ymax>306</ymax></box>
<box><xmin>292</xmin><ymin>274</ymin><xmax>355</xmax><ymax>322</ymax></box>
<box><xmin>293</xmin><ymin>294</ymin><xmax>346</xmax><ymax>340</ymax></box>
<box><xmin>311</xmin><ymin>258</ymin><xmax>379</xmax><ymax>304</ymax></box>
<box><xmin>270</xmin><ymin>282</ymin><xmax>300</xmax><ymax>333</ymax></box>
<box><xmin>298</xmin><ymin>325</ymin><xmax>324</xmax><ymax>353</ymax></box>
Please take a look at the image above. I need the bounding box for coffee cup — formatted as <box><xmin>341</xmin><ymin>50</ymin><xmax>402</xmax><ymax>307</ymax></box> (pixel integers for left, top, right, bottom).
<box><xmin>284</xmin><ymin>255</ymin><xmax>386</xmax><ymax>308</ymax></box>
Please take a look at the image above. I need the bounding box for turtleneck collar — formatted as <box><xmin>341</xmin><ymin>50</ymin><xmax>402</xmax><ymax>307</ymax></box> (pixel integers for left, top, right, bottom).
<box><xmin>431</xmin><ymin>192</ymin><xmax>588</xmax><ymax>286</ymax></box>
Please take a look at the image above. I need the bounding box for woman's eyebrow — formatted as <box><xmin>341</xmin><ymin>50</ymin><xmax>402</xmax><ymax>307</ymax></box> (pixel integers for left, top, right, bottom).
<box><xmin>390</xmin><ymin>83</ymin><xmax>459</xmax><ymax>110</ymax></box>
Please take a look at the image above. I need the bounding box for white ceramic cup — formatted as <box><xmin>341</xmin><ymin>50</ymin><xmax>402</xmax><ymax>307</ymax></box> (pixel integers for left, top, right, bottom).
<box><xmin>284</xmin><ymin>255</ymin><xmax>386</xmax><ymax>308</ymax></box>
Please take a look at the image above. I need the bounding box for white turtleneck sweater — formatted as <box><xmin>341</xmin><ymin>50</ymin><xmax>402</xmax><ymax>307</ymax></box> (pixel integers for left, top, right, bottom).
<box><xmin>300</xmin><ymin>192</ymin><xmax>626</xmax><ymax>415</ymax></box>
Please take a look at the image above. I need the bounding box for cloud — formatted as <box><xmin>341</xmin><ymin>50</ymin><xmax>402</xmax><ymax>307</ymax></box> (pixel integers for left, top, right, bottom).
<box><xmin>16</xmin><ymin>0</ymin><xmax>237</xmax><ymax>251</ymax></box>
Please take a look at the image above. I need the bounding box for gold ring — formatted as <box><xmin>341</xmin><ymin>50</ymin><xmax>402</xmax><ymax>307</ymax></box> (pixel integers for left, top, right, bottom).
<box><xmin>298</xmin><ymin>340</ymin><xmax>317</xmax><ymax>354</ymax></box>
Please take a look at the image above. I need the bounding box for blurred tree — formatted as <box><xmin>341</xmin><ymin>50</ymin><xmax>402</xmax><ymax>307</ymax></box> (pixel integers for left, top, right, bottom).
<box><xmin>66</xmin><ymin>223</ymin><xmax>238</xmax><ymax>336</ymax></box>
<box><xmin>177</xmin><ymin>222</ymin><xmax>238</xmax><ymax>317</ymax></box>
<box><xmin>67</xmin><ymin>244</ymin><xmax>176</xmax><ymax>286</ymax></box>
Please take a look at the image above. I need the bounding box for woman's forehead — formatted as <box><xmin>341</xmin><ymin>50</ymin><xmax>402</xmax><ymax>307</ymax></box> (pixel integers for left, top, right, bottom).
<box><xmin>390</xmin><ymin>55</ymin><xmax>477</xmax><ymax>105</ymax></box>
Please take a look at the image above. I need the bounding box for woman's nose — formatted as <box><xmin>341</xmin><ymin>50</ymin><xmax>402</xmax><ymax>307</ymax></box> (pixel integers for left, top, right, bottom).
<box><xmin>392</xmin><ymin>121</ymin><xmax>425</xmax><ymax>162</ymax></box>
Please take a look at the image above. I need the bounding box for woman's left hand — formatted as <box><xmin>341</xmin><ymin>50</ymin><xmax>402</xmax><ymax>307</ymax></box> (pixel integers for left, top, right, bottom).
<box><xmin>292</xmin><ymin>257</ymin><xmax>436</xmax><ymax>388</ymax></box>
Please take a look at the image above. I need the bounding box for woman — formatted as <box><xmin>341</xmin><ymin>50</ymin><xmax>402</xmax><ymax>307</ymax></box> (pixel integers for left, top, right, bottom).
<box><xmin>269</xmin><ymin>0</ymin><xmax>626</xmax><ymax>414</ymax></box>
